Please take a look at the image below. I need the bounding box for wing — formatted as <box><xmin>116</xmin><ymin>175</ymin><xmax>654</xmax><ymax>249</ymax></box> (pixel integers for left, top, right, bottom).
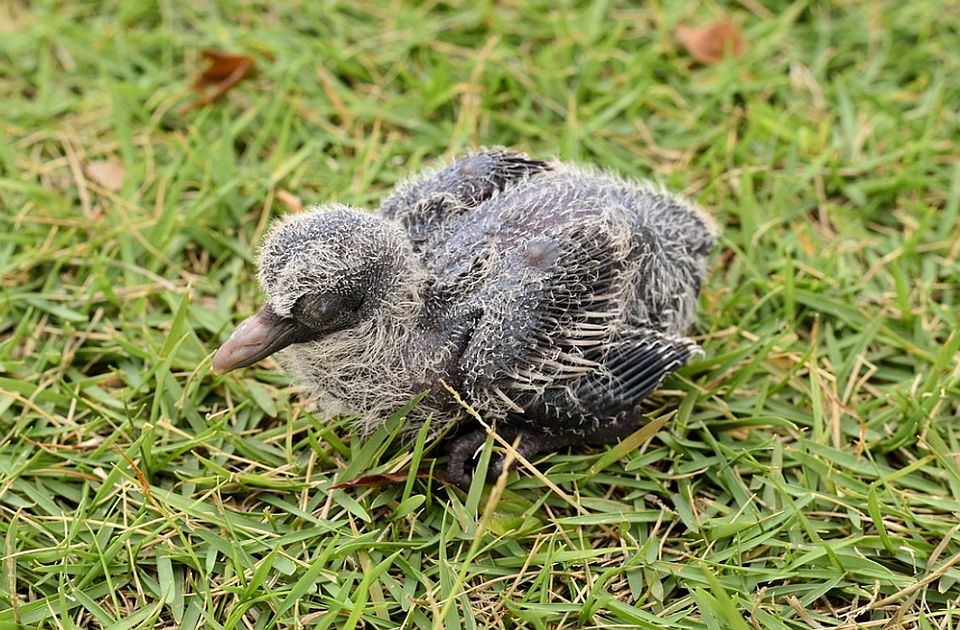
<box><xmin>379</xmin><ymin>149</ymin><xmax>550</xmax><ymax>247</ymax></box>
<box><xmin>504</xmin><ymin>327</ymin><xmax>699</xmax><ymax>438</ymax></box>
<box><xmin>454</xmin><ymin>209</ymin><xmax>700</xmax><ymax>435</ymax></box>
<box><xmin>572</xmin><ymin>330</ymin><xmax>699</xmax><ymax>418</ymax></box>
<box><xmin>494</xmin><ymin>328</ymin><xmax>699</xmax><ymax>447</ymax></box>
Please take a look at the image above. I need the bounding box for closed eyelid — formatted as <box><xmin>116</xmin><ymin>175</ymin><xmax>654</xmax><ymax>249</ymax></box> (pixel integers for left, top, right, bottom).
<box><xmin>290</xmin><ymin>288</ymin><xmax>367</xmax><ymax>333</ymax></box>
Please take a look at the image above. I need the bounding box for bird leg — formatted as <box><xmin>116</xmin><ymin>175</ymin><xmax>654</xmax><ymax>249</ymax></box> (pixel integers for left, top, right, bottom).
<box><xmin>445</xmin><ymin>429</ymin><xmax>488</xmax><ymax>490</ymax></box>
<box><xmin>445</xmin><ymin>423</ymin><xmax>576</xmax><ymax>490</ymax></box>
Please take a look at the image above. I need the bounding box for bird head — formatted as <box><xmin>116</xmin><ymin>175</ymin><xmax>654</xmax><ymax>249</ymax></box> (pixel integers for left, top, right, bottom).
<box><xmin>212</xmin><ymin>205</ymin><xmax>412</xmax><ymax>374</ymax></box>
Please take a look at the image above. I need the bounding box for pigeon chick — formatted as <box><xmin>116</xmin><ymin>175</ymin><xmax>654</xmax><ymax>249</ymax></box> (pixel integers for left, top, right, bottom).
<box><xmin>213</xmin><ymin>150</ymin><xmax>718</xmax><ymax>488</ymax></box>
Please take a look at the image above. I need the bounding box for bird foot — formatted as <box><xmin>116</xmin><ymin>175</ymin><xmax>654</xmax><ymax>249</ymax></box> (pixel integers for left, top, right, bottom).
<box><xmin>445</xmin><ymin>425</ymin><xmax>570</xmax><ymax>490</ymax></box>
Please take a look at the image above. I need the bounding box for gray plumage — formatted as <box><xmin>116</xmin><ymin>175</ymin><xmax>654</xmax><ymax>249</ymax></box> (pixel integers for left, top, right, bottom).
<box><xmin>214</xmin><ymin>150</ymin><xmax>718</xmax><ymax>487</ymax></box>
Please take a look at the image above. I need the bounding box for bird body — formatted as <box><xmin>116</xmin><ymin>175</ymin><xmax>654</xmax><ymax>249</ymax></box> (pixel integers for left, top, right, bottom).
<box><xmin>213</xmin><ymin>151</ymin><xmax>718</xmax><ymax>486</ymax></box>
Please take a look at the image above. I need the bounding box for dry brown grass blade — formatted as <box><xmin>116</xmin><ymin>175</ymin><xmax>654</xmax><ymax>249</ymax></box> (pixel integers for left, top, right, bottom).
<box><xmin>276</xmin><ymin>189</ymin><xmax>304</xmax><ymax>212</ymax></box>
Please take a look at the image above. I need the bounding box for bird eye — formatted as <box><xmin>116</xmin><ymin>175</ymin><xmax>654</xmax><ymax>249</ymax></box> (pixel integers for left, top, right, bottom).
<box><xmin>290</xmin><ymin>290</ymin><xmax>365</xmax><ymax>333</ymax></box>
<box><xmin>291</xmin><ymin>293</ymin><xmax>339</xmax><ymax>329</ymax></box>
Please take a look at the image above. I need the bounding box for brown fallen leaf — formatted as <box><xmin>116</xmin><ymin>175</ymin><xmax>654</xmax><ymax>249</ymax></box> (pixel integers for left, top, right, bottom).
<box><xmin>677</xmin><ymin>20</ymin><xmax>745</xmax><ymax>64</ymax></box>
<box><xmin>719</xmin><ymin>246</ymin><xmax>736</xmax><ymax>270</ymax></box>
<box><xmin>85</xmin><ymin>158</ymin><xmax>125</xmax><ymax>192</ymax></box>
<box><xmin>276</xmin><ymin>189</ymin><xmax>304</xmax><ymax>212</ymax></box>
<box><xmin>186</xmin><ymin>49</ymin><xmax>256</xmax><ymax>111</ymax></box>
<box><xmin>331</xmin><ymin>469</ymin><xmax>433</xmax><ymax>490</ymax></box>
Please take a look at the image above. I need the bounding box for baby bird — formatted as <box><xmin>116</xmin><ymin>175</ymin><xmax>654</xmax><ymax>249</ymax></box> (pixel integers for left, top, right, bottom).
<box><xmin>213</xmin><ymin>150</ymin><xmax>718</xmax><ymax>488</ymax></box>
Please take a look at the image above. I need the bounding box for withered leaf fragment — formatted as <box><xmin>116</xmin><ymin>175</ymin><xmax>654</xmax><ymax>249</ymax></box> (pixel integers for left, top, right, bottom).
<box><xmin>85</xmin><ymin>159</ymin><xmax>125</xmax><ymax>192</ymax></box>
<box><xmin>186</xmin><ymin>49</ymin><xmax>256</xmax><ymax>111</ymax></box>
<box><xmin>677</xmin><ymin>20</ymin><xmax>745</xmax><ymax>64</ymax></box>
<box><xmin>331</xmin><ymin>469</ymin><xmax>433</xmax><ymax>490</ymax></box>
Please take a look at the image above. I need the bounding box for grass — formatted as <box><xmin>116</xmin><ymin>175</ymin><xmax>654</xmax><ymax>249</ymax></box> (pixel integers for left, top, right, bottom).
<box><xmin>1</xmin><ymin>0</ymin><xmax>959</xmax><ymax>627</ymax></box>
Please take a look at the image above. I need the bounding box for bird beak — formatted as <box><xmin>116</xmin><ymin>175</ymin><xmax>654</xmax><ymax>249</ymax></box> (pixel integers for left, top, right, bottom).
<box><xmin>212</xmin><ymin>306</ymin><xmax>311</xmax><ymax>374</ymax></box>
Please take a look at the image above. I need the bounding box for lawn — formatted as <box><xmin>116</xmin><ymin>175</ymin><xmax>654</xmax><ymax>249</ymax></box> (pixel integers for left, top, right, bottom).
<box><xmin>2</xmin><ymin>0</ymin><xmax>959</xmax><ymax>628</ymax></box>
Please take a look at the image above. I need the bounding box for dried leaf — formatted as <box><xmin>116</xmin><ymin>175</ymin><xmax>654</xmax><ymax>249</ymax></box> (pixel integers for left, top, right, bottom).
<box><xmin>85</xmin><ymin>159</ymin><xmax>125</xmax><ymax>192</ymax></box>
<box><xmin>276</xmin><ymin>189</ymin><xmax>304</xmax><ymax>212</ymax></box>
<box><xmin>192</xmin><ymin>49</ymin><xmax>255</xmax><ymax>87</ymax></box>
<box><xmin>331</xmin><ymin>469</ymin><xmax>431</xmax><ymax>490</ymax></box>
<box><xmin>677</xmin><ymin>20</ymin><xmax>745</xmax><ymax>64</ymax></box>
<box><xmin>186</xmin><ymin>49</ymin><xmax>256</xmax><ymax>111</ymax></box>
<box><xmin>719</xmin><ymin>247</ymin><xmax>736</xmax><ymax>270</ymax></box>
